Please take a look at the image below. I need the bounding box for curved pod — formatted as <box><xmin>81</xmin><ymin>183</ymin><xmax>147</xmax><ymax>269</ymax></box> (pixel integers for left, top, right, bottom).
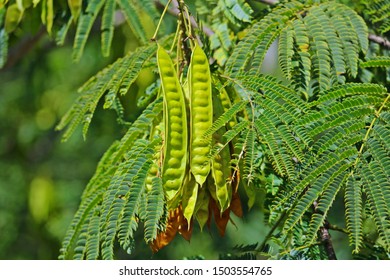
<box><xmin>211</xmin><ymin>93</ymin><xmax>232</xmax><ymax>212</ymax></box>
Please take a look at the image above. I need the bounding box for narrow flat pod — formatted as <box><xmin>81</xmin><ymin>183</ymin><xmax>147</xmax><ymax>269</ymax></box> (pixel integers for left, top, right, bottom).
<box><xmin>189</xmin><ymin>43</ymin><xmax>213</xmax><ymax>186</ymax></box>
<box><xmin>156</xmin><ymin>45</ymin><xmax>188</xmax><ymax>207</ymax></box>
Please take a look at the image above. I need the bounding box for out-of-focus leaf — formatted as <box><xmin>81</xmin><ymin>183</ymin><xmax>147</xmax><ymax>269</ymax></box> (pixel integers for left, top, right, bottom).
<box><xmin>68</xmin><ymin>0</ymin><xmax>82</xmax><ymax>21</ymax></box>
<box><xmin>33</xmin><ymin>0</ymin><xmax>41</xmax><ymax>7</ymax></box>
<box><xmin>19</xmin><ymin>0</ymin><xmax>33</xmax><ymax>9</ymax></box>
<box><xmin>42</xmin><ymin>0</ymin><xmax>54</xmax><ymax>34</ymax></box>
<box><xmin>4</xmin><ymin>4</ymin><xmax>22</xmax><ymax>33</ymax></box>
<box><xmin>0</xmin><ymin>28</ymin><xmax>8</xmax><ymax>68</ymax></box>
<box><xmin>29</xmin><ymin>177</ymin><xmax>54</xmax><ymax>224</ymax></box>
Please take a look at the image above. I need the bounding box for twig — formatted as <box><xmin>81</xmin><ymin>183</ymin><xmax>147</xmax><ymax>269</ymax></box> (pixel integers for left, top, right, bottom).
<box><xmin>1</xmin><ymin>26</ymin><xmax>47</xmax><ymax>71</ymax></box>
<box><xmin>279</xmin><ymin>242</ymin><xmax>322</xmax><ymax>256</ymax></box>
<box><xmin>327</xmin><ymin>223</ymin><xmax>348</xmax><ymax>235</ymax></box>
<box><xmin>368</xmin><ymin>34</ymin><xmax>390</xmax><ymax>49</ymax></box>
<box><xmin>155</xmin><ymin>0</ymin><xmax>214</xmax><ymax>37</ymax></box>
<box><xmin>257</xmin><ymin>211</ymin><xmax>287</xmax><ymax>252</ymax></box>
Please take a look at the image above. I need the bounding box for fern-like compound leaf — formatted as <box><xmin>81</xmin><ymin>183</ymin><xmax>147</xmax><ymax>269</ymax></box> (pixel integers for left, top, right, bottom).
<box><xmin>73</xmin><ymin>218</ymin><xmax>90</xmax><ymax>260</ymax></box>
<box><xmin>225</xmin><ymin>1</ymin><xmax>303</xmax><ymax>77</ymax></box>
<box><xmin>72</xmin><ymin>0</ymin><xmax>105</xmax><ymax>62</ymax></box>
<box><xmin>101</xmin><ymin>0</ymin><xmax>116</xmax><ymax>57</ymax></box>
<box><xmin>227</xmin><ymin>1</ymin><xmax>368</xmax><ymax>94</ymax></box>
<box><xmin>117</xmin><ymin>148</ymin><xmax>154</xmax><ymax>254</ymax></box>
<box><xmin>278</xmin><ymin>23</ymin><xmax>295</xmax><ymax>80</ymax></box>
<box><xmin>56</xmin><ymin>43</ymin><xmax>157</xmax><ymax>141</ymax></box>
<box><xmin>363</xmin><ymin>0</ymin><xmax>390</xmax><ymax>34</ymax></box>
<box><xmin>144</xmin><ymin>176</ymin><xmax>166</xmax><ymax>243</ymax></box>
<box><xmin>304</xmin><ymin>6</ymin><xmax>332</xmax><ymax>92</ymax></box>
<box><xmin>308</xmin><ymin>167</ymin><xmax>350</xmax><ymax>243</ymax></box>
<box><xmin>85</xmin><ymin>213</ymin><xmax>101</xmax><ymax>260</ymax></box>
<box><xmin>59</xmin><ymin>191</ymin><xmax>104</xmax><ymax>259</ymax></box>
<box><xmin>203</xmin><ymin>100</ymin><xmax>247</xmax><ymax>139</ymax></box>
<box><xmin>0</xmin><ymin>28</ymin><xmax>8</xmax><ymax>68</ymax></box>
<box><xmin>360</xmin><ymin>57</ymin><xmax>390</xmax><ymax>68</ymax></box>
<box><xmin>101</xmin><ymin>139</ymin><xmax>153</xmax><ymax>260</ymax></box>
<box><xmin>361</xmin><ymin>162</ymin><xmax>390</xmax><ymax>251</ymax></box>
<box><xmin>116</xmin><ymin>0</ymin><xmax>147</xmax><ymax>44</ymax></box>
<box><xmin>345</xmin><ymin>177</ymin><xmax>364</xmax><ymax>253</ymax></box>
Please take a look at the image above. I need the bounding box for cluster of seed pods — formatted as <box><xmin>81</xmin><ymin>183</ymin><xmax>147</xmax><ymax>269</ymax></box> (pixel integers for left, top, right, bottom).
<box><xmin>152</xmin><ymin>43</ymin><xmax>242</xmax><ymax>251</ymax></box>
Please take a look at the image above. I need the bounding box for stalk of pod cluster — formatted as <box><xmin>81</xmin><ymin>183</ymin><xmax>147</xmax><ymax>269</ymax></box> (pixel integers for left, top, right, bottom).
<box><xmin>150</xmin><ymin>42</ymin><xmax>242</xmax><ymax>251</ymax></box>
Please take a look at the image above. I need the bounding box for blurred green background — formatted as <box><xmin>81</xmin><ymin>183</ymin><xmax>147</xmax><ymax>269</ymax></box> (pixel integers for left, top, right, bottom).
<box><xmin>0</xmin><ymin>33</ymin><xmax>117</xmax><ymax>259</ymax></box>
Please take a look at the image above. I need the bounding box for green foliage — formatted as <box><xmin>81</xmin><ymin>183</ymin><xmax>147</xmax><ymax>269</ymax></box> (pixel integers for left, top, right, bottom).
<box><xmin>70</xmin><ymin>0</ymin><xmax>150</xmax><ymax>61</ymax></box>
<box><xmin>55</xmin><ymin>43</ymin><xmax>158</xmax><ymax>141</ymax></box>
<box><xmin>0</xmin><ymin>0</ymin><xmax>158</xmax><ymax>66</ymax></box>
<box><xmin>0</xmin><ymin>36</ymin><xmax>120</xmax><ymax>259</ymax></box>
<box><xmin>0</xmin><ymin>28</ymin><xmax>7</xmax><ymax>68</ymax></box>
<box><xmin>226</xmin><ymin>1</ymin><xmax>369</xmax><ymax>94</ymax></box>
<box><xmin>3</xmin><ymin>0</ymin><xmax>389</xmax><ymax>260</ymax></box>
<box><xmin>360</xmin><ymin>56</ymin><xmax>390</xmax><ymax>68</ymax></box>
<box><xmin>59</xmin><ymin>100</ymin><xmax>166</xmax><ymax>259</ymax></box>
<box><xmin>363</xmin><ymin>0</ymin><xmax>390</xmax><ymax>34</ymax></box>
<box><xmin>195</xmin><ymin>0</ymin><xmax>253</xmax><ymax>65</ymax></box>
<box><xmin>235</xmin><ymin>76</ymin><xmax>389</xmax><ymax>254</ymax></box>
<box><xmin>55</xmin><ymin>0</ymin><xmax>390</xmax><ymax>260</ymax></box>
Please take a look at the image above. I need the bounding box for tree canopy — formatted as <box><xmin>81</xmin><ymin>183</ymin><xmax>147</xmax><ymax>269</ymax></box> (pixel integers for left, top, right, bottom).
<box><xmin>0</xmin><ymin>0</ymin><xmax>389</xmax><ymax>260</ymax></box>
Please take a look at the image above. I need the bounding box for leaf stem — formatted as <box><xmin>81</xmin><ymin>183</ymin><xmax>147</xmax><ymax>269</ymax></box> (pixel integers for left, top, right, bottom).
<box><xmin>352</xmin><ymin>93</ymin><xmax>389</xmax><ymax>171</ymax></box>
<box><xmin>258</xmin><ymin>211</ymin><xmax>287</xmax><ymax>252</ymax></box>
<box><xmin>279</xmin><ymin>242</ymin><xmax>322</xmax><ymax>256</ymax></box>
<box><xmin>151</xmin><ymin>0</ymin><xmax>173</xmax><ymax>41</ymax></box>
<box><xmin>327</xmin><ymin>223</ymin><xmax>348</xmax><ymax>235</ymax></box>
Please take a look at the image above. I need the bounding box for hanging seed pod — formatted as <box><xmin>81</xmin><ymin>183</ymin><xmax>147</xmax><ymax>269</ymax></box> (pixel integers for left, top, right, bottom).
<box><xmin>189</xmin><ymin>43</ymin><xmax>213</xmax><ymax>186</ymax></box>
<box><xmin>157</xmin><ymin>45</ymin><xmax>188</xmax><ymax>207</ymax></box>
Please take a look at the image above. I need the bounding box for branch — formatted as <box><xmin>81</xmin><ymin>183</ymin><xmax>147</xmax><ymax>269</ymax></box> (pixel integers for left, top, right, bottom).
<box><xmin>177</xmin><ymin>0</ymin><xmax>192</xmax><ymax>66</ymax></box>
<box><xmin>1</xmin><ymin>26</ymin><xmax>47</xmax><ymax>71</ymax></box>
<box><xmin>368</xmin><ymin>34</ymin><xmax>390</xmax><ymax>49</ymax></box>
<box><xmin>155</xmin><ymin>0</ymin><xmax>214</xmax><ymax>37</ymax></box>
<box><xmin>320</xmin><ymin>221</ymin><xmax>337</xmax><ymax>260</ymax></box>
<box><xmin>313</xmin><ymin>201</ymin><xmax>337</xmax><ymax>260</ymax></box>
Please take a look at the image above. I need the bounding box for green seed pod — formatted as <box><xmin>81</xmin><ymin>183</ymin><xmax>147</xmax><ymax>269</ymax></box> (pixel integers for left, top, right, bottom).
<box><xmin>145</xmin><ymin>122</ymin><xmax>162</xmax><ymax>193</ymax></box>
<box><xmin>182</xmin><ymin>174</ymin><xmax>199</xmax><ymax>225</ymax></box>
<box><xmin>211</xmin><ymin>92</ymin><xmax>232</xmax><ymax>212</ymax></box>
<box><xmin>219</xmin><ymin>86</ymin><xmax>237</xmax><ymax>129</ymax></box>
<box><xmin>189</xmin><ymin>43</ymin><xmax>213</xmax><ymax>186</ymax></box>
<box><xmin>194</xmin><ymin>185</ymin><xmax>210</xmax><ymax>230</ymax></box>
<box><xmin>157</xmin><ymin>45</ymin><xmax>188</xmax><ymax>207</ymax></box>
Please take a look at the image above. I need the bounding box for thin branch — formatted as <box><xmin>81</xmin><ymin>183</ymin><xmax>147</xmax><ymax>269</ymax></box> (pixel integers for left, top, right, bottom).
<box><xmin>257</xmin><ymin>211</ymin><xmax>287</xmax><ymax>252</ymax></box>
<box><xmin>279</xmin><ymin>242</ymin><xmax>322</xmax><ymax>256</ymax></box>
<box><xmin>327</xmin><ymin>223</ymin><xmax>348</xmax><ymax>235</ymax></box>
<box><xmin>368</xmin><ymin>34</ymin><xmax>390</xmax><ymax>49</ymax></box>
<box><xmin>155</xmin><ymin>0</ymin><xmax>214</xmax><ymax>37</ymax></box>
<box><xmin>1</xmin><ymin>26</ymin><xmax>47</xmax><ymax>71</ymax></box>
<box><xmin>177</xmin><ymin>0</ymin><xmax>192</xmax><ymax>66</ymax></box>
